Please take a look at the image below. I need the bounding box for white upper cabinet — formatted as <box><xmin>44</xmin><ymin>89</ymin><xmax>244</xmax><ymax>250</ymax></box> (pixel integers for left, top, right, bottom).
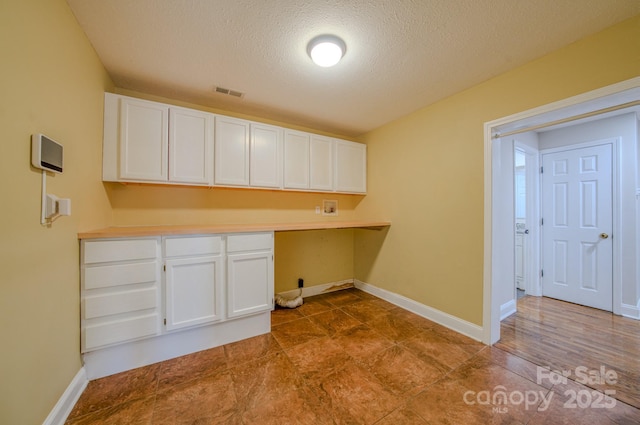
<box><xmin>283</xmin><ymin>130</ymin><xmax>310</xmax><ymax>190</ymax></box>
<box><xmin>310</xmin><ymin>135</ymin><xmax>334</xmax><ymax>191</ymax></box>
<box><xmin>250</xmin><ymin>123</ymin><xmax>282</xmax><ymax>189</ymax></box>
<box><xmin>169</xmin><ymin>107</ymin><xmax>213</xmax><ymax>185</ymax></box>
<box><xmin>335</xmin><ymin>140</ymin><xmax>367</xmax><ymax>193</ymax></box>
<box><xmin>118</xmin><ymin>97</ymin><xmax>169</xmax><ymax>182</ymax></box>
<box><xmin>104</xmin><ymin>93</ymin><xmax>213</xmax><ymax>185</ymax></box>
<box><xmin>214</xmin><ymin>116</ymin><xmax>250</xmax><ymax>186</ymax></box>
<box><xmin>103</xmin><ymin>93</ymin><xmax>366</xmax><ymax>194</ymax></box>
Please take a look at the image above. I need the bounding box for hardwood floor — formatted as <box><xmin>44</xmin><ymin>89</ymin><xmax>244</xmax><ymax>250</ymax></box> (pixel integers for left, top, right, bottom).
<box><xmin>497</xmin><ymin>295</ymin><xmax>640</xmax><ymax>410</ymax></box>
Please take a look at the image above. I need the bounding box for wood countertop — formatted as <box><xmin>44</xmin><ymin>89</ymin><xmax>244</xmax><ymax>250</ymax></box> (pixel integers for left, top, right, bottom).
<box><xmin>78</xmin><ymin>221</ymin><xmax>391</xmax><ymax>239</ymax></box>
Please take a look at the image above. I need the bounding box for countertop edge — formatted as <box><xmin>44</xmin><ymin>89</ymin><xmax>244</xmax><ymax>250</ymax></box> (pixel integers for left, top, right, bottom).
<box><xmin>78</xmin><ymin>221</ymin><xmax>391</xmax><ymax>239</ymax></box>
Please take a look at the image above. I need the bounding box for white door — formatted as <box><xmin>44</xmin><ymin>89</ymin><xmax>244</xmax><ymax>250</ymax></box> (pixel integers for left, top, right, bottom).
<box><xmin>250</xmin><ymin>123</ymin><xmax>282</xmax><ymax>188</ymax></box>
<box><xmin>214</xmin><ymin>116</ymin><xmax>250</xmax><ymax>186</ymax></box>
<box><xmin>335</xmin><ymin>140</ymin><xmax>367</xmax><ymax>193</ymax></box>
<box><xmin>514</xmin><ymin>149</ymin><xmax>527</xmax><ymax>291</ymax></box>
<box><xmin>169</xmin><ymin>107</ymin><xmax>213</xmax><ymax>185</ymax></box>
<box><xmin>227</xmin><ymin>252</ymin><xmax>273</xmax><ymax>318</ymax></box>
<box><xmin>541</xmin><ymin>143</ymin><xmax>613</xmax><ymax>311</ymax></box>
<box><xmin>119</xmin><ymin>97</ymin><xmax>169</xmax><ymax>181</ymax></box>
<box><xmin>165</xmin><ymin>255</ymin><xmax>224</xmax><ymax>330</ymax></box>
<box><xmin>283</xmin><ymin>130</ymin><xmax>310</xmax><ymax>189</ymax></box>
<box><xmin>310</xmin><ymin>135</ymin><xmax>334</xmax><ymax>191</ymax></box>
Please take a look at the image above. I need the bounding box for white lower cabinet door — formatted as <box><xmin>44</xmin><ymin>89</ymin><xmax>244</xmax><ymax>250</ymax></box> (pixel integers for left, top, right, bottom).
<box><xmin>227</xmin><ymin>251</ymin><xmax>273</xmax><ymax>318</ymax></box>
<box><xmin>165</xmin><ymin>255</ymin><xmax>224</xmax><ymax>330</ymax></box>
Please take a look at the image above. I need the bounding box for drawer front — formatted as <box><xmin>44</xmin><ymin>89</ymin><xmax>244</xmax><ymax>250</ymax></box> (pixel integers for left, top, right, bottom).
<box><xmin>83</xmin><ymin>314</ymin><xmax>159</xmax><ymax>352</ymax></box>
<box><xmin>84</xmin><ymin>261</ymin><xmax>157</xmax><ymax>290</ymax></box>
<box><xmin>83</xmin><ymin>239</ymin><xmax>158</xmax><ymax>264</ymax></box>
<box><xmin>227</xmin><ymin>233</ymin><xmax>272</xmax><ymax>253</ymax></box>
<box><xmin>84</xmin><ymin>288</ymin><xmax>157</xmax><ymax>319</ymax></box>
<box><xmin>164</xmin><ymin>236</ymin><xmax>222</xmax><ymax>257</ymax></box>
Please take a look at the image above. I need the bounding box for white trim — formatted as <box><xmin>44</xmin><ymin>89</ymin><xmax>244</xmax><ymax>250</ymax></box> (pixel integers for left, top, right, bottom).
<box><xmin>500</xmin><ymin>299</ymin><xmax>517</xmax><ymax>321</ymax></box>
<box><xmin>354</xmin><ymin>280</ymin><xmax>484</xmax><ymax>342</ymax></box>
<box><xmin>83</xmin><ymin>312</ymin><xmax>269</xmax><ymax>379</ymax></box>
<box><xmin>484</xmin><ymin>77</ymin><xmax>640</xmax><ymax>345</ymax></box>
<box><xmin>276</xmin><ymin>279</ymin><xmax>355</xmax><ymax>299</ymax></box>
<box><xmin>42</xmin><ymin>368</ymin><xmax>88</xmax><ymax>425</ymax></box>
<box><xmin>621</xmin><ymin>302</ymin><xmax>640</xmax><ymax>319</ymax></box>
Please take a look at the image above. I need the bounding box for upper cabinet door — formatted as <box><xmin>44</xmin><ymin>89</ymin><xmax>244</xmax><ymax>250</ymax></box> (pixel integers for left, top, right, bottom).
<box><xmin>169</xmin><ymin>107</ymin><xmax>214</xmax><ymax>185</ymax></box>
<box><xmin>335</xmin><ymin>140</ymin><xmax>367</xmax><ymax>193</ymax></box>
<box><xmin>119</xmin><ymin>97</ymin><xmax>169</xmax><ymax>182</ymax></box>
<box><xmin>309</xmin><ymin>135</ymin><xmax>334</xmax><ymax>191</ymax></box>
<box><xmin>250</xmin><ymin>123</ymin><xmax>282</xmax><ymax>188</ymax></box>
<box><xmin>283</xmin><ymin>130</ymin><xmax>310</xmax><ymax>190</ymax></box>
<box><xmin>214</xmin><ymin>116</ymin><xmax>250</xmax><ymax>186</ymax></box>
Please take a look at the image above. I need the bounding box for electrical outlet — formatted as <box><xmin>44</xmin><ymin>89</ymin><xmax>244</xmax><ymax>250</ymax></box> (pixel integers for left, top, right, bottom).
<box><xmin>298</xmin><ymin>278</ymin><xmax>304</xmax><ymax>288</ymax></box>
<box><xmin>315</xmin><ymin>206</ymin><xmax>321</xmax><ymax>214</ymax></box>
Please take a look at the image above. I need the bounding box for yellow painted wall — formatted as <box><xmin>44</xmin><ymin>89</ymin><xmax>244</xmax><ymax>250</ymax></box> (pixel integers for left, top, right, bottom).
<box><xmin>0</xmin><ymin>0</ymin><xmax>113</xmax><ymax>423</ymax></box>
<box><xmin>354</xmin><ymin>15</ymin><xmax>640</xmax><ymax>326</ymax></box>
<box><xmin>275</xmin><ymin>229</ymin><xmax>354</xmax><ymax>293</ymax></box>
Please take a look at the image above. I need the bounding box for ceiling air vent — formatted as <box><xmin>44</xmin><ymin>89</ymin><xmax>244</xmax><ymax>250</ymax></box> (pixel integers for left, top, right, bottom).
<box><xmin>214</xmin><ymin>86</ymin><xmax>244</xmax><ymax>98</ymax></box>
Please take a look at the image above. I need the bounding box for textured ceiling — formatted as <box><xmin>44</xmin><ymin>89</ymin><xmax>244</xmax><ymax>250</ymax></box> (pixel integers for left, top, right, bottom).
<box><xmin>66</xmin><ymin>0</ymin><xmax>639</xmax><ymax>137</ymax></box>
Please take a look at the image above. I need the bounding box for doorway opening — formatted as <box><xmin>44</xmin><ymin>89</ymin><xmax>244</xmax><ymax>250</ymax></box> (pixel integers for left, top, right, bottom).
<box><xmin>483</xmin><ymin>77</ymin><xmax>640</xmax><ymax>345</ymax></box>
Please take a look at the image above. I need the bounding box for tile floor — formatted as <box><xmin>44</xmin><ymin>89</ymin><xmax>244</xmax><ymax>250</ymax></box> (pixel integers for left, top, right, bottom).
<box><xmin>66</xmin><ymin>289</ymin><xmax>640</xmax><ymax>424</ymax></box>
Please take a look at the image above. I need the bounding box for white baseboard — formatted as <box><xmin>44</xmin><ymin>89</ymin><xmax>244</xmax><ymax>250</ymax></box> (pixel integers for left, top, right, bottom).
<box><xmin>43</xmin><ymin>367</ymin><xmax>88</xmax><ymax>425</ymax></box>
<box><xmin>276</xmin><ymin>279</ymin><xmax>354</xmax><ymax>299</ymax></box>
<box><xmin>500</xmin><ymin>299</ymin><xmax>517</xmax><ymax>320</ymax></box>
<box><xmin>621</xmin><ymin>302</ymin><xmax>640</xmax><ymax>319</ymax></box>
<box><xmin>83</xmin><ymin>312</ymin><xmax>270</xmax><ymax>380</ymax></box>
<box><xmin>354</xmin><ymin>280</ymin><xmax>484</xmax><ymax>342</ymax></box>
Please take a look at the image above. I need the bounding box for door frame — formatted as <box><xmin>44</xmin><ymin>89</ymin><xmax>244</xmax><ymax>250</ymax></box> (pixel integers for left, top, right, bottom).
<box><xmin>539</xmin><ymin>138</ymin><xmax>619</xmax><ymax>311</ymax></box>
<box><xmin>482</xmin><ymin>77</ymin><xmax>640</xmax><ymax>345</ymax></box>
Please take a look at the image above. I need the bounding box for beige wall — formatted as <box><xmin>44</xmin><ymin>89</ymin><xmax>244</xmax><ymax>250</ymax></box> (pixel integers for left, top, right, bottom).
<box><xmin>275</xmin><ymin>229</ymin><xmax>354</xmax><ymax>293</ymax></box>
<box><xmin>354</xmin><ymin>15</ymin><xmax>640</xmax><ymax>326</ymax></box>
<box><xmin>0</xmin><ymin>0</ymin><xmax>114</xmax><ymax>423</ymax></box>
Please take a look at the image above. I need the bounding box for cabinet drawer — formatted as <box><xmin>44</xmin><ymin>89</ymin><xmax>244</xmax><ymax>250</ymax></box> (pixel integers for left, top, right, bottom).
<box><xmin>83</xmin><ymin>239</ymin><xmax>158</xmax><ymax>264</ymax></box>
<box><xmin>227</xmin><ymin>233</ymin><xmax>272</xmax><ymax>253</ymax></box>
<box><xmin>84</xmin><ymin>261</ymin><xmax>157</xmax><ymax>290</ymax></box>
<box><xmin>83</xmin><ymin>314</ymin><xmax>159</xmax><ymax>352</ymax></box>
<box><xmin>84</xmin><ymin>288</ymin><xmax>157</xmax><ymax>319</ymax></box>
<box><xmin>164</xmin><ymin>236</ymin><xmax>222</xmax><ymax>257</ymax></box>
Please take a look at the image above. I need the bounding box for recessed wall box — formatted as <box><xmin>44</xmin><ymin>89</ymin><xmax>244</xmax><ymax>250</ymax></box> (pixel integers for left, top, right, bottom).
<box><xmin>32</xmin><ymin>133</ymin><xmax>63</xmax><ymax>173</ymax></box>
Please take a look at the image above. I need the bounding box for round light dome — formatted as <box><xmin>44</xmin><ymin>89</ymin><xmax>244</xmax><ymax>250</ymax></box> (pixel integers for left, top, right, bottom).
<box><xmin>307</xmin><ymin>35</ymin><xmax>346</xmax><ymax>67</ymax></box>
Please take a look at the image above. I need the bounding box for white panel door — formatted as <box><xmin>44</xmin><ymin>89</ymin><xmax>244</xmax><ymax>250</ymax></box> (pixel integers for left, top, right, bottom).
<box><xmin>165</xmin><ymin>255</ymin><xmax>224</xmax><ymax>330</ymax></box>
<box><xmin>227</xmin><ymin>252</ymin><xmax>273</xmax><ymax>318</ymax></box>
<box><xmin>310</xmin><ymin>135</ymin><xmax>334</xmax><ymax>191</ymax></box>
<box><xmin>214</xmin><ymin>116</ymin><xmax>250</xmax><ymax>186</ymax></box>
<box><xmin>169</xmin><ymin>107</ymin><xmax>213</xmax><ymax>185</ymax></box>
<box><xmin>250</xmin><ymin>123</ymin><xmax>282</xmax><ymax>188</ymax></box>
<box><xmin>119</xmin><ymin>97</ymin><xmax>169</xmax><ymax>181</ymax></box>
<box><xmin>283</xmin><ymin>130</ymin><xmax>310</xmax><ymax>189</ymax></box>
<box><xmin>541</xmin><ymin>143</ymin><xmax>613</xmax><ymax>311</ymax></box>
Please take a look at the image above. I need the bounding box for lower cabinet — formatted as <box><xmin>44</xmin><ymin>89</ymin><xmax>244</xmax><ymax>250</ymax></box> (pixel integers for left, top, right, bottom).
<box><xmin>80</xmin><ymin>232</ymin><xmax>274</xmax><ymax>354</ymax></box>
<box><xmin>81</xmin><ymin>237</ymin><xmax>162</xmax><ymax>352</ymax></box>
<box><xmin>227</xmin><ymin>233</ymin><xmax>274</xmax><ymax>318</ymax></box>
<box><xmin>164</xmin><ymin>235</ymin><xmax>224</xmax><ymax>330</ymax></box>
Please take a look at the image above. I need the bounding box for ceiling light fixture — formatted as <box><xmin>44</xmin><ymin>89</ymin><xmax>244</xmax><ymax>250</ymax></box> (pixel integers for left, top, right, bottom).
<box><xmin>307</xmin><ymin>35</ymin><xmax>346</xmax><ymax>67</ymax></box>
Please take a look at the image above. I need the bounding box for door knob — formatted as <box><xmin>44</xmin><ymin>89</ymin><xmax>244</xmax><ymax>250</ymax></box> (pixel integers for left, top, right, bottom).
<box><xmin>600</xmin><ymin>233</ymin><xmax>609</xmax><ymax>239</ymax></box>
